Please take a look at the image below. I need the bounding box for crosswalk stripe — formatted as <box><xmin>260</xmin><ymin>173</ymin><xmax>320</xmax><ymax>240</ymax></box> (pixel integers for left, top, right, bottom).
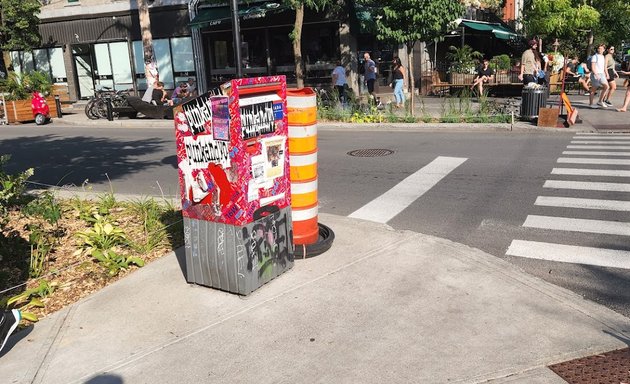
<box><xmin>558</xmin><ymin>157</ymin><xmax>630</xmax><ymax>165</ymax></box>
<box><xmin>535</xmin><ymin>196</ymin><xmax>630</xmax><ymax>211</ymax></box>
<box><xmin>506</xmin><ymin>240</ymin><xmax>630</xmax><ymax>269</ymax></box>
<box><xmin>571</xmin><ymin>141</ymin><xmax>630</xmax><ymax>144</ymax></box>
<box><xmin>575</xmin><ymin>133</ymin><xmax>630</xmax><ymax>136</ymax></box>
<box><xmin>523</xmin><ymin>214</ymin><xmax>630</xmax><ymax>236</ymax></box>
<box><xmin>544</xmin><ymin>180</ymin><xmax>630</xmax><ymax>192</ymax></box>
<box><xmin>563</xmin><ymin>151</ymin><xmax>630</xmax><ymax>156</ymax></box>
<box><xmin>348</xmin><ymin>156</ymin><xmax>467</xmax><ymax>224</ymax></box>
<box><xmin>572</xmin><ymin>136</ymin><xmax>630</xmax><ymax>139</ymax></box>
<box><xmin>551</xmin><ymin>168</ymin><xmax>630</xmax><ymax>177</ymax></box>
<box><xmin>567</xmin><ymin>145</ymin><xmax>630</xmax><ymax>149</ymax></box>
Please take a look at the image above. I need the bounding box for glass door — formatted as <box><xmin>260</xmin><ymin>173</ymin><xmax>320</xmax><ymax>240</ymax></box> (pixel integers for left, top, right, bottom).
<box><xmin>72</xmin><ymin>45</ymin><xmax>95</xmax><ymax>99</ymax></box>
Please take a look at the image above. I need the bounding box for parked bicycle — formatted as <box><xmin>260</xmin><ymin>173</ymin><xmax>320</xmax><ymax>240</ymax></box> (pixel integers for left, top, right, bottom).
<box><xmin>84</xmin><ymin>87</ymin><xmax>131</xmax><ymax>120</ymax></box>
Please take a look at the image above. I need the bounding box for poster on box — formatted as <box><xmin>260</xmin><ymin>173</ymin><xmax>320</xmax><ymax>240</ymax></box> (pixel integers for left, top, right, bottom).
<box><xmin>262</xmin><ymin>136</ymin><xmax>285</xmax><ymax>179</ymax></box>
<box><xmin>174</xmin><ymin>76</ymin><xmax>291</xmax><ymax>227</ymax></box>
<box><xmin>239</xmin><ymin>93</ymin><xmax>282</xmax><ymax>140</ymax></box>
<box><xmin>211</xmin><ymin>96</ymin><xmax>230</xmax><ymax>141</ymax></box>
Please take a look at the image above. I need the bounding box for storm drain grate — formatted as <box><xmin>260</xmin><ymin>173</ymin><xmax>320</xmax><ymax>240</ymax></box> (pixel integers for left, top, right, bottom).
<box><xmin>548</xmin><ymin>347</ymin><xmax>630</xmax><ymax>383</ymax></box>
<box><xmin>347</xmin><ymin>149</ymin><xmax>394</xmax><ymax>157</ymax></box>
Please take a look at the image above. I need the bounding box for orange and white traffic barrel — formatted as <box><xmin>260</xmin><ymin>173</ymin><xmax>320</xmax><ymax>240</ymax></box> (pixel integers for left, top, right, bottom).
<box><xmin>286</xmin><ymin>88</ymin><xmax>334</xmax><ymax>257</ymax></box>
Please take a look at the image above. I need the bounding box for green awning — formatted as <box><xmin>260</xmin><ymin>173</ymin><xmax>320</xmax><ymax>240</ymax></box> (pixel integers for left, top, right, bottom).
<box><xmin>461</xmin><ymin>20</ymin><xmax>518</xmax><ymax>40</ymax></box>
<box><xmin>190</xmin><ymin>2</ymin><xmax>289</xmax><ymax>29</ymax></box>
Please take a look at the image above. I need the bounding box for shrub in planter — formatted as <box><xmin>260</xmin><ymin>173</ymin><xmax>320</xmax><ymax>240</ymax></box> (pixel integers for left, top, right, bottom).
<box><xmin>0</xmin><ymin>71</ymin><xmax>53</xmax><ymax>101</ymax></box>
<box><xmin>492</xmin><ymin>54</ymin><xmax>511</xmax><ymax>71</ymax></box>
<box><xmin>0</xmin><ymin>71</ymin><xmax>55</xmax><ymax>123</ymax></box>
<box><xmin>446</xmin><ymin>45</ymin><xmax>483</xmax><ymax>75</ymax></box>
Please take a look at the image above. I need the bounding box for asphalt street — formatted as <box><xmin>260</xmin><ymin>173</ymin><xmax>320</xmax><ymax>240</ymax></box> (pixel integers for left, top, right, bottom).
<box><xmin>2</xmin><ymin>125</ymin><xmax>630</xmax><ymax>318</ymax></box>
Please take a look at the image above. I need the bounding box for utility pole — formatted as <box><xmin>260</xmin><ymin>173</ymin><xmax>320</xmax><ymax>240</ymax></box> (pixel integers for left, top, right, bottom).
<box><xmin>230</xmin><ymin>0</ymin><xmax>243</xmax><ymax>78</ymax></box>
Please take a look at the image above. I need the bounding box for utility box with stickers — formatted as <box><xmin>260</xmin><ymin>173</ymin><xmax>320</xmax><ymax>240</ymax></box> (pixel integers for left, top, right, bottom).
<box><xmin>174</xmin><ymin>76</ymin><xmax>294</xmax><ymax>295</ymax></box>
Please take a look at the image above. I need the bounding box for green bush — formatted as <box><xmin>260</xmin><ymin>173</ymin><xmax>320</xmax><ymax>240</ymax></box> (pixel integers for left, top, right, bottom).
<box><xmin>0</xmin><ymin>71</ymin><xmax>53</xmax><ymax>100</ymax></box>
<box><xmin>492</xmin><ymin>54</ymin><xmax>511</xmax><ymax>71</ymax></box>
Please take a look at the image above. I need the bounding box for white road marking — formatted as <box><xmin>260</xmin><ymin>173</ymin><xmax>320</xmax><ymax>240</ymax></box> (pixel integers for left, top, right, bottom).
<box><xmin>571</xmin><ymin>141</ymin><xmax>630</xmax><ymax>144</ymax></box>
<box><xmin>544</xmin><ymin>180</ymin><xmax>630</xmax><ymax>192</ymax></box>
<box><xmin>563</xmin><ymin>151</ymin><xmax>630</xmax><ymax>156</ymax></box>
<box><xmin>572</xmin><ymin>135</ymin><xmax>630</xmax><ymax>139</ymax></box>
<box><xmin>348</xmin><ymin>156</ymin><xmax>467</xmax><ymax>223</ymax></box>
<box><xmin>567</xmin><ymin>145</ymin><xmax>630</xmax><ymax>149</ymax></box>
<box><xmin>506</xmin><ymin>240</ymin><xmax>630</xmax><ymax>269</ymax></box>
<box><xmin>575</xmin><ymin>133</ymin><xmax>630</xmax><ymax>135</ymax></box>
<box><xmin>558</xmin><ymin>157</ymin><xmax>630</xmax><ymax>165</ymax></box>
<box><xmin>551</xmin><ymin>168</ymin><xmax>630</xmax><ymax>177</ymax></box>
<box><xmin>535</xmin><ymin>196</ymin><xmax>630</xmax><ymax>211</ymax></box>
<box><xmin>523</xmin><ymin>215</ymin><xmax>630</xmax><ymax>236</ymax></box>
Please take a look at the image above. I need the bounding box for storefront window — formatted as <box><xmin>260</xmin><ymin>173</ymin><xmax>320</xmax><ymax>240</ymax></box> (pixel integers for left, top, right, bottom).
<box><xmin>171</xmin><ymin>37</ymin><xmax>195</xmax><ymax>85</ymax></box>
<box><xmin>110</xmin><ymin>42</ymin><xmax>133</xmax><ymax>90</ymax></box>
<box><xmin>49</xmin><ymin>48</ymin><xmax>67</xmax><ymax>83</ymax></box>
<box><xmin>22</xmin><ymin>52</ymin><xmax>35</xmax><ymax>72</ymax></box>
<box><xmin>154</xmin><ymin>39</ymin><xmax>174</xmax><ymax>89</ymax></box>
<box><xmin>241</xmin><ymin>30</ymin><xmax>266</xmax><ymax>69</ymax></box>
<box><xmin>268</xmin><ymin>26</ymin><xmax>293</xmax><ymax>68</ymax></box>
<box><xmin>33</xmin><ymin>49</ymin><xmax>51</xmax><ymax>74</ymax></box>
<box><xmin>301</xmin><ymin>23</ymin><xmax>338</xmax><ymax>64</ymax></box>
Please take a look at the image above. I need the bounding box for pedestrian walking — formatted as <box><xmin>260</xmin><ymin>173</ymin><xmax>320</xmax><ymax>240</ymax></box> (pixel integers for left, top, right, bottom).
<box><xmin>331</xmin><ymin>60</ymin><xmax>348</xmax><ymax>103</ymax></box>
<box><xmin>589</xmin><ymin>43</ymin><xmax>610</xmax><ymax>108</ymax></box>
<box><xmin>363</xmin><ymin>52</ymin><xmax>377</xmax><ymax>104</ymax></box>
<box><xmin>519</xmin><ymin>39</ymin><xmax>539</xmax><ymax>84</ymax></box>
<box><xmin>603</xmin><ymin>45</ymin><xmax>619</xmax><ymax>106</ymax></box>
<box><xmin>141</xmin><ymin>59</ymin><xmax>159</xmax><ymax>103</ymax></box>
<box><xmin>616</xmin><ymin>70</ymin><xmax>630</xmax><ymax>112</ymax></box>
<box><xmin>391</xmin><ymin>57</ymin><xmax>406</xmax><ymax>108</ymax></box>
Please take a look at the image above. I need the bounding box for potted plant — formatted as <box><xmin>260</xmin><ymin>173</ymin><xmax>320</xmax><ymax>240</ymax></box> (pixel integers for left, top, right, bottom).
<box><xmin>446</xmin><ymin>45</ymin><xmax>483</xmax><ymax>84</ymax></box>
<box><xmin>491</xmin><ymin>54</ymin><xmax>511</xmax><ymax>83</ymax></box>
<box><xmin>0</xmin><ymin>71</ymin><xmax>57</xmax><ymax>124</ymax></box>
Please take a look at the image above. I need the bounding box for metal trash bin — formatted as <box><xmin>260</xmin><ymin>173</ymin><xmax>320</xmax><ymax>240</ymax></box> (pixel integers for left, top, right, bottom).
<box><xmin>520</xmin><ymin>86</ymin><xmax>548</xmax><ymax>120</ymax></box>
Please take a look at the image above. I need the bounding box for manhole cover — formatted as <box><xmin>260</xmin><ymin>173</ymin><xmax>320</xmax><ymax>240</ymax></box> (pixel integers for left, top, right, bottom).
<box><xmin>347</xmin><ymin>149</ymin><xmax>394</xmax><ymax>157</ymax></box>
<box><xmin>548</xmin><ymin>347</ymin><xmax>630</xmax><ymax>383</ymax></box>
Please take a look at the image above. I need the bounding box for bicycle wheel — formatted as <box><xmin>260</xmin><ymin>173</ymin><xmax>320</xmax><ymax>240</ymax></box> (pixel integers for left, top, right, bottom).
<box><xmin>93</xmin><ymin>99</ymin><xmax>108</xmax><ymax>119</ymax></box>
<box><xmin>84</xmin><ymin>99</ymin><xmax>99</xmax><ymax>120</ymax></box>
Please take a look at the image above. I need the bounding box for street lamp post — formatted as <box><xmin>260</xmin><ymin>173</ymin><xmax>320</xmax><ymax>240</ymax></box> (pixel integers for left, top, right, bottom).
<box><xmin>230</xmin><ymin>0</ymin><xmax>243</xmax><ymax>78</ymax></box>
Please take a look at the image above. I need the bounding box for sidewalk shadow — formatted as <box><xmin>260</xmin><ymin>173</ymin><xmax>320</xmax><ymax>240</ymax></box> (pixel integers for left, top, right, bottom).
<box><xmin>0</xmin><ymin>325</ymin><xmax>33</xmax><ymax>359</ymax></box>
<box><xmin>0</xmin><ymin>135</ymin><xmax>168</xmax><ymax>189</ymax></box>
<box><xmin>174</xmin><ymin>246</ymin><xmax>187</xmax><ymax>281</ymax></box>
<box><xmin>84</xmin><ymin>374</ymin><xmax>124</xmax><ymax>384</ymax></box>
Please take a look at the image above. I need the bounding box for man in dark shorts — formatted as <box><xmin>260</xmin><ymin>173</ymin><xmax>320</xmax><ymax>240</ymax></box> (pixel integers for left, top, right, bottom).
<box><xmin>363</xmin><ymin>52</ymin><xmax>377</xmax><ymax>103</ymax></box>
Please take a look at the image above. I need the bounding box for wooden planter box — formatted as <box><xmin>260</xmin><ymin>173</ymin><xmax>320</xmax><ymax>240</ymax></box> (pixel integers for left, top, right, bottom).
<box><xmin>449</xmin><ymin>73</ymin><xmax>475</xmax><ymax>85</ymax></box>
<box><xmin>5</xmin><ymin>97</ymin><xmax>58</xmax><ymax>124</ymax></box>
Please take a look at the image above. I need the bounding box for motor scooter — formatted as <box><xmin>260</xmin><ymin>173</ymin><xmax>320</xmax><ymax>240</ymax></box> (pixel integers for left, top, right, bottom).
<box><xmin>31</xmin><ymin>91</ymin><xmax>51</xmax><ymax>125</ymax></box>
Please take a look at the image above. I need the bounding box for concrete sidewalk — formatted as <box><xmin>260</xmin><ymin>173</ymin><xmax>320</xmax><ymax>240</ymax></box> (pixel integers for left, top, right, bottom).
<box><xmin>43</xmin><ymin>82</ymin><xmax>629</xmax><ymax>132</ymax></box>
<box><xmin>1</xmin><ymin>213</ymin><xmax>629</xmax><ymax>383</ymax></box>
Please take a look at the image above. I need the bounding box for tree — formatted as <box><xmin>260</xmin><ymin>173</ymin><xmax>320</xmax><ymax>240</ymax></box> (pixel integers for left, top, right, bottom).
<box><xmin>0</xmin><ymin>0</ymin><xmax>41</xmax><ymax>72</ymax></box>
<box><xmin>136</xmin><ymin>0</ymin><xmax>158</xmax><ymax>86</ymax></box>
<box><xmin>372</xmin><ymin>0</ymin><xmax>464</xmax><ymax>114</ymax></box>
<box><xmin>522</xmin><ymin>0</ymin><xmax>610</xmax><ymax>57</ymax></box>
<box><xmin>285</xmin><ymin>0</ymin><xmax>335</xmax><ymax>88</ymax></box>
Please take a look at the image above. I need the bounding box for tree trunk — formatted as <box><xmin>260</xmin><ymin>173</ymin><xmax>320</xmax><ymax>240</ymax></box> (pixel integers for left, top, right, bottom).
<box><xmin>586</xmin><ymin>29</ymin><xmax>594</xmax><ymax>60</ymax></box>
<box><xmin>292</xmin><ymin>4</ymin><xmax>305</xmax><ymax>88</ymax></box>
<box><xmin>137</xmin><ymin>0</ymin><xmax>157</xmax><ymax>80</ymax></box>
<box><xmin>407</xmin><ymin>42</ymin><xmax>415</xmax><ymax>116</ymax></box>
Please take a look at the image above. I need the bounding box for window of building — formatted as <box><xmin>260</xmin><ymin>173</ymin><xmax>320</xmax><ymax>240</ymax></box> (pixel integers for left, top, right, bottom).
<box><xmin>10</xmin><ymin>48</ymin><xmax>67</xmax><ymax>84</ymax></box>
<box><xmin>154</xmin><ymin>39</ymin><xmax>174</xmax><ymax>89</ymax></box>
<box><xmin>171</xmin><ymin>37</ymin><xmax>196</xmax><ymax>87</ymax></box>
<box><xmin>133</xmin><ymin>37</ymin><xmax>194</xmax><ymax>90</ymax></box>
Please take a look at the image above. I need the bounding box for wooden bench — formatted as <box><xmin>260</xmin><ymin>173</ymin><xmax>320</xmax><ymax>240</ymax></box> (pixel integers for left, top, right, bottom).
<box><xmin>429</xmin><ymin>71</ymin><xmax>523</xmax><ymax>97</ymax></box>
